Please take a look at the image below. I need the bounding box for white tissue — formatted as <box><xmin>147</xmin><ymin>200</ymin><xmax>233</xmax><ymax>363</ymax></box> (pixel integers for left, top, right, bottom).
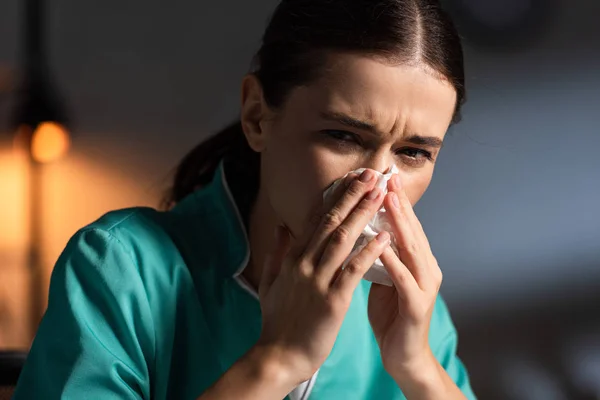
<box><xmin>322</xmin><ymin>165</ymin><xmax>400</xmax><ymax>286</ymax></box>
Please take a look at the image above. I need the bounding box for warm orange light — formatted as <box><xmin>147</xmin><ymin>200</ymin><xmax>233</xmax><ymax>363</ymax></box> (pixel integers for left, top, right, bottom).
<box><xmin>0</xmin><ymin>144</ymin><xmax>31</xmax><ymax>348</ymax></box>
<box><xmin>30</xmin><ymin>122</ymin><xmax>71</xmax><ymax>163</ymax></box>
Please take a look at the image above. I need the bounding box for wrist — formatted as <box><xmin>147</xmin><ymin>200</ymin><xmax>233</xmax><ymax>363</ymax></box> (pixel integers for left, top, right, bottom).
<box><xmin>389</xmin><ymin>349</ymin><xmax>442</xmax><ymax>391</ymax></box>
<box><xmin>245</xmin><ymin>344</ymin><xmax>300</xmax><ymax>393</ymax></box>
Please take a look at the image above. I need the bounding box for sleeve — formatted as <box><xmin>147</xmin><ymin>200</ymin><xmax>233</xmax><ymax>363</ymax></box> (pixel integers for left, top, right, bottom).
<box><xmin>13</xmin><ymin>228</ymin><xmax>156</xmax><ymax>400</ymax></box>
<box><xmin>430</xmin><ymin>296</ymin><xmax>477</xmax><ymax>400</ymax></box>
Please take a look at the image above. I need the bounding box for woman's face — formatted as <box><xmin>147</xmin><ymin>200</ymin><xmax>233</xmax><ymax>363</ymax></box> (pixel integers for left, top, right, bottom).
<box><xmin>243</xmin><ymin>53</ymin><xmax>457</xmax><ymax>238</ymax></box>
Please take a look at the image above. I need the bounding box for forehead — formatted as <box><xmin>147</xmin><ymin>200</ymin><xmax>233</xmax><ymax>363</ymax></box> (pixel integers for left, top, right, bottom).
<box><xmin>289</xmin><ymin>53</ymin><xmax>457</xmax><ymax>138</ymax></box>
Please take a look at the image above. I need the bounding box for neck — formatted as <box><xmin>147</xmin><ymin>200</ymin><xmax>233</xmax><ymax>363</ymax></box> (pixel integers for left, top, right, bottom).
<box><xmin>241</xmin><ymin>186</ymin><xmax>281</xmax><ymax>291</ymax></box>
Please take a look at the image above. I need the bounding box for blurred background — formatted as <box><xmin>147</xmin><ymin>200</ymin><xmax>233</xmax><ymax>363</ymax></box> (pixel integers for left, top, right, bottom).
<box><xmin>0</xmin><ymin>0</ymin><xmax>598</xmax><ymax>398</ymax></box>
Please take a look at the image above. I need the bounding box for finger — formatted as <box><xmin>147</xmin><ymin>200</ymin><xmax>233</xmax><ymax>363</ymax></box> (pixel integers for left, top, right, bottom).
<box><xmin>259</xmin><ymin>225</ymin><xmax>291</xmax><ymax>299</ymax></box>
<box><xmin>323</xmin><ymin>172</ymin><xmax>359</xmax><ymax>212</ymax></box>
<box><xmin>388</xmin><ymin>176</ymin><xmax>431</xmax><ymax>252</ymax></box>
<box><xmin>316</xmin><ymin>186</ymin><xmax>385</xmax><ymax>285</ymax></box>
<box><xmin>379</xmin><ymin>246</ymin><xmax>419</xmax><ymax>300</ymax></box>
<box><xmin>302</xmin><ymin>169</ymin><xmax>379</xmax><ymax>267</ymax></box>
<box><xmin>384</xmin><ymin>189</ymin><xmax>430</xmax><ymax>287</ymax></box>
<box><xmin>388</xmin><ymin>176</ymin><xmax>438</xmax><ymax>278</ymax></box>
<box><xmin>331</xmin><ymin>231</ymin><xmax>391</xmax><ymax>297</ymax></box>
<box><xmin>288</xmin><ymin>173</ymin><xmax>360</xmax><ymax>260</ymax></box>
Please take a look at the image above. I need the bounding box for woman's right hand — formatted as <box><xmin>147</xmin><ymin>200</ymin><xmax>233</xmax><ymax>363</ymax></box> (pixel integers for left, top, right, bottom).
<box><xmin>255</xmin><ymin>169</ymin><xmax>391</xmax><ymax>386</ymax></box>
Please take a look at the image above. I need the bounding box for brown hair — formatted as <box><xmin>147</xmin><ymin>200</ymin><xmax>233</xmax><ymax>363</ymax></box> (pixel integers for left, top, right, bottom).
<box><xmin>165</xmin><ymin>0</ymin><xmax>465</xmax><ymax>206</ymax></box>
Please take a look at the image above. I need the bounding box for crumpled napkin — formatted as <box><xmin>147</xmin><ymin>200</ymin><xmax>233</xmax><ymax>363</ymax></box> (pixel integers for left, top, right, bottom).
<box><xmin>322</xmin><ymin>165</ymin><xmax>400</xmax><ymax>286</ymax></box>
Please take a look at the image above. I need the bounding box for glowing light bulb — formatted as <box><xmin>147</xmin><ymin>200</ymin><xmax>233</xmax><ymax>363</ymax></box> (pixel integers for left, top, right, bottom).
<box><xmin>30</xmin><ymin>122</ymin><xmax>70</xmax><ymax>163</ymax></box>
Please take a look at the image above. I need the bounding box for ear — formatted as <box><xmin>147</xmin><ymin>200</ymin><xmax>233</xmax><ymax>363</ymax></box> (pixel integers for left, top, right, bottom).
<box><xmin>240</xmin><ymin>74</ymin><xmax>269</xmax><ymax>152</ymax></box>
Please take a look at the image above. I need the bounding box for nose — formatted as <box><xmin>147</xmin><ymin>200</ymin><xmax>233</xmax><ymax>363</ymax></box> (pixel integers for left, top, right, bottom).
<box><xmin>363</xmin><ymin>153</ymin><xmax>395</xmax><ymax>175</ymax></box>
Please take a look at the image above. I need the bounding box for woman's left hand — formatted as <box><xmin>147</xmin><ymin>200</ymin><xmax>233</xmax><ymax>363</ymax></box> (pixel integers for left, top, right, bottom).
<box><xmin>367</xmin><ymin>174</ymin><xmax>443</xmax><ymax>381</ymax></box>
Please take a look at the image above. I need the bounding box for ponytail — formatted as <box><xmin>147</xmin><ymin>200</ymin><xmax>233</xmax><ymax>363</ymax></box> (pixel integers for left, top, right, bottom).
<box><xmin>164</xmin><ymin>120</ymin><xmax>260</xmax><ymax>209</ymax></box>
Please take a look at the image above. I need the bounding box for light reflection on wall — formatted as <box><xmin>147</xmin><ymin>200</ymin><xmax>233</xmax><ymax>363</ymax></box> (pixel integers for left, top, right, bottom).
<box><xmin>0</xmin><ymin>142</ymin><xmax>31</xmax><ymax>349</ymax></box>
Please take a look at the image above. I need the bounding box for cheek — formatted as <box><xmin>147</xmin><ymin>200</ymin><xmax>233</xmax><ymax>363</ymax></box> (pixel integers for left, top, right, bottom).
<box><xmin>261</xmin><ymin>133</ymin><xmax>329</xmax><ymax>236</ymax></box>
<box><xmin>400</xmin><ymin>172</ymin><xmax>433</xmax><ymax>205</ymax></box>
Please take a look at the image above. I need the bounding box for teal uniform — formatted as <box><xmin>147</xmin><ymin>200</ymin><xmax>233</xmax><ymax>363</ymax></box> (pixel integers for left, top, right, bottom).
<box><xmin>14</xmin><ymin>160</ymin><xmax>476</xmax><ymax>399</ymax></box>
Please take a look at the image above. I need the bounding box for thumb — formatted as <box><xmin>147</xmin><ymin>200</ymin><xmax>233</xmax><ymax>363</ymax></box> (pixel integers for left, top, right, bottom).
<box><xmin>259</xmin><ymin>225</ymin><xmax>291</xmax><ymax>299</ymax></box>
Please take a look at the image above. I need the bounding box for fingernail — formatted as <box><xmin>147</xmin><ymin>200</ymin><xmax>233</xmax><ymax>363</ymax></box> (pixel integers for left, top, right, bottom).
<box><xmin>360</xmin><ymin>169</ymin><xmax>374</xmax><ymax>182</ymax></box>
<box><xmin>377</xmin><ymin>231</ymin><xmax>390</xmax><ymax>243</ymax></box>
<box><xmin>366</xmin><ymin>188</ymin><xmax>379</xmax><ymax>200</ymax></box>
<box><xmin>391</xmin><ymin>192</ymin><xmax>400</xmax><ymax>208</ymax></box>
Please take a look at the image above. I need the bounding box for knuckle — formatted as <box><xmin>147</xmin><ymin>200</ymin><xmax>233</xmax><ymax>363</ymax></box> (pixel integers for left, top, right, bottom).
<box><xmin>344</xmin><ymin>259</ymin><xmax>364</xmax><ymax>276</ymax></box>
<box><xmin>354</xmin><ymin>202</ymin><xmax>376</xmax><ymax>221</ymax></box>
<box><xmin>323</xmin><ymin>210</ymin><xmax>343</xmax><ymax>230</ymax></box>
<box><xmin>434</xmin><ymin>268</ymin><xmax>443</xmax><ymax>285</ymax></box>
<box><xmin>343</xmin><ymin>262</ymin><xmax>357</xmax><ymax>276</ymax></box>
<box><xmin>398</xmin><ymin>241</ymin><xmax>419</xmax><ymax>256</ymax></box>
<box><xmin>406</xmin><ymin>241</ymin><xmax>420</xmax><ymax>255</ymax></box>
<box><xmin>330</xmin><ymin>226</ymin><xmax>351</xmax><ymax>245</ymax></box>
<box><xmin>315</xmin><ymin>282</ymin><xmax>330</xmax><ymax>298</ymax></box>
<box><xmin>392</xmin><ymin>269</ymin><xmax>407</xmax><ymax>285</ymax></box>
<box><xmin>296</xmin><ymin>259</ymin><xmax>314</xmax><ymax>280</ymax></box>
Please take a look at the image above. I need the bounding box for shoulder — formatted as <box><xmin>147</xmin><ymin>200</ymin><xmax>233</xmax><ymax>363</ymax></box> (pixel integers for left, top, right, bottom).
<box><xmin>67</xmin><ymin>206</ymin><xmax>186</xmax><ymax>265</ymax></box>
<box><xmin>79</xmin><ymin>206</ymin><xmax>172</xmax><ymax>249</ymax></box>
<box><xmin>56</xmin><ymin>206</ymin><xmax>195</xmax><ymax>312</ymax></box>
<box><xmin>51</xmin><ymin>205</ymin><xmax>204</xmax><ymax>343</ymax></box>
<box><xmin>59</xmin><ymin>208</ymin><xmax>171</xmax><ymax>278</ymax></box>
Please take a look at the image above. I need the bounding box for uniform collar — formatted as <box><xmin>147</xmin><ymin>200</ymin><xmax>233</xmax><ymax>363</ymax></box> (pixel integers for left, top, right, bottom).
<box><xmin>170</xmin><ymin>159</ymin><xmax>251</xmax><ymax>279</ymax></box>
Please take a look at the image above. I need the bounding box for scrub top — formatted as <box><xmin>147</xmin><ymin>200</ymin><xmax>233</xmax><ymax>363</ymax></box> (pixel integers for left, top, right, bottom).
<box><xmin>14</xmin><ymin>160</ymin><xmax>476</xmax><ymax>399</ymax></box>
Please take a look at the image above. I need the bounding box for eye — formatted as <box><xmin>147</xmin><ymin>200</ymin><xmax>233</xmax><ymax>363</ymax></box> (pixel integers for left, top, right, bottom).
<box><xmin>320</xmin><ymin>130</ymin><xmax>362</xmax><ymax>152</ymax></box>
<box><xmin>396</xmin><ymin>147</ymin><xmax>434</xmax><ymax>167</ymax></box>
<box><xmin>322</xmin><ymin>130</ymin><xmax>360</xmax><ymax>143</ymax></box>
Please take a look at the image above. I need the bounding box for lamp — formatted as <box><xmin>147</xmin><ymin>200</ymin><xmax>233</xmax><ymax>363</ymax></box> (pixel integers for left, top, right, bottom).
<box><xmin>10</xmin><ymin>0</ymin><xmax>71</xmax><ymax>335</ymax></box>
<box><xmin>12</xmin><ymin>0</ymin><xmax>70</xmax><ymax>161</ymax></box>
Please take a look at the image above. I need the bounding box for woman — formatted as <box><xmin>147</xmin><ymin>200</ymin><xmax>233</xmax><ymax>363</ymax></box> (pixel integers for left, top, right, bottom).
<box><xmin>15</xmin><ymin>0</ymin><xmax>476</xmax><ymax>398</ymax></box>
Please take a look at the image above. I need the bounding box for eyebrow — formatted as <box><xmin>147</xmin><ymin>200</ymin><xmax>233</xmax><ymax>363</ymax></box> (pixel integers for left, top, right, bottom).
<box><xmin>319</xmin><ymin>110</ymin><xmax>444</xmax><ymax>148</ymax></box>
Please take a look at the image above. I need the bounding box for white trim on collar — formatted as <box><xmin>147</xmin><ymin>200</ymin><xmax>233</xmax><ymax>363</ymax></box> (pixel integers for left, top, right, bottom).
<box><xmin>219</xmin><ymin>162</ymin><xmax>258</xmax><ymax>302</ymax></box>
<box><xmin>219</xmin><ymin>162</ymin><xmax>252</xmax><ymax>279</ymax></box>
